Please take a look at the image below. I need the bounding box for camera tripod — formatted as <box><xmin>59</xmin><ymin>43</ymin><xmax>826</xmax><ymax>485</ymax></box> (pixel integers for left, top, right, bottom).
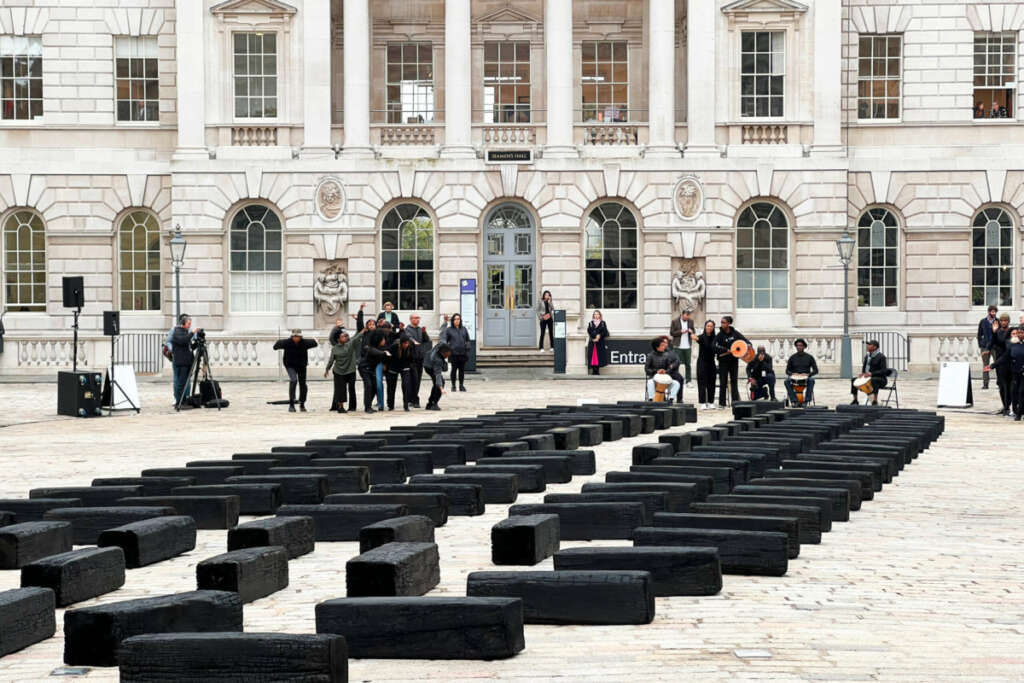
<box><xmin>175</xmin><ymin>338</ymin><xmax>222</xmax><ymax>412</ymax></box>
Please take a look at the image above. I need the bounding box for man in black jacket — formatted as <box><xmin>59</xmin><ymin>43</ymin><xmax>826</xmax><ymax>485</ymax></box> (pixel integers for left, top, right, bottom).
<box><xmin>645</xmin><ymin>336</ymin><xmax>681</xmax><ymax>402</ymax></box>
<box><xmin>170</xmin><ymin>314</ymin><xmax>197</xmax><ymax>405</ymax></box>
<box><xmin>273</xmin><ymin>329</ymin><xmax>319</xmax><ymax>412</ymax></box>
<box><xmin>424</xmin><ymin>342</ymin><xmax>451</xmax><ymax>411</ymax></box>
<box><xmin>783</xmin><ymin>338</ymin><xmax>819</xmax><ymax>405</ymax></box>
<box><xmin>851</xmin><ymin>339</ymin><xmax>889</xmax><ymax>405</ymax></box>
<box><xmin>747</xmin><ymin>346</ymin><xmax>776</xmax><ymax>401</ymax></box>
<box><xmin>403</xmin><ymin>313</ymin><xmax>430</xmax><ymax>407</ymax></box>
<box><xmin>985</xmin><ymin>327</ymin><xmax>1024</xmax><ymax>420</ymax></box>
<box><xmin>977</xmin><ymin>305</ymin><xmax>998</xmax><ymax>389</ymax></box>
<box><xmin>713</xmin><ymin>316</ymin><xmax>749</xmax><ymax>407</ymax></box>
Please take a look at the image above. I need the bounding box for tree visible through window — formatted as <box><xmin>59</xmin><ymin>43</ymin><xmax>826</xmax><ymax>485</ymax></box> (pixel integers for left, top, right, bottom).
<box><xmin>585</xmin><ymin>203</ymin><xmax>638</xmax><ymax>309</ymax></box>
<box><xmin>381</xmin><ymin>204</ymin><xmax>433</xmax><ymax>310</ymax></box>
<box><xmin>971</xmin><ymin>207</ymin><xmax>1014</xmax><ymax>307</ymax></box>
<box><xmin>2</xmin><ymin>210</ymin><xmax>46</xmax><ymax>312</ymax></box>
<box><xmin>736</xmin><ymin>202</ymin><xmax>788</xmax><ymax>308</ymax></box>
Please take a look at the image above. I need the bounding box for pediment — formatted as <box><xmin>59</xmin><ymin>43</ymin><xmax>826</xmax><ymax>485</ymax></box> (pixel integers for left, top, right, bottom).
<box><xmin>211</xmin><ymin>0</ymin><xmax>297</xmax><ymax>18</ymax></box>
<box><xmin>722</xmin><ymin>0</ymin><xmax>808</xmax><ymax>14</ymax></box>
<box><xmin>476</xmin><ymin>6</ymin><xmax>540</xmax><ymax>26</ymax></box>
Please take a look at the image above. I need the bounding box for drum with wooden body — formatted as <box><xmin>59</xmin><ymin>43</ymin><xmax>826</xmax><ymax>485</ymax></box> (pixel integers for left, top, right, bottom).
<box><xmin>789</xmin><ymin>373</ymin><xmax>809</xmax><ymax>405</ymax></box>
<box><xmin>854</xmin><ymin>376</ymin><xmax>874</xmax><ymax>394</ymax></box>
<box><xmin>730</xmin><ymin>340</ymin><xmax>755</xmax><ymax>363</ymax></box>
<box><xmin>652</xmin><ymin>373</ymin><xmax>674</xmax><ymax>402</ymax></box>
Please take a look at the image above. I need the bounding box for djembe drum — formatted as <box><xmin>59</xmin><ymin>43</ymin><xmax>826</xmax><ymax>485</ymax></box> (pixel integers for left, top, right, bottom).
<box><xmin>652</xmin><ymin>373</ymin><xmax>674</xmax><ymax>402</ymax></box>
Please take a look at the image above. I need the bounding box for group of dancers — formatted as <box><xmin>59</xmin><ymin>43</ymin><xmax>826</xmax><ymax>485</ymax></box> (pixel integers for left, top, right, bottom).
<box><xmin>979</xmin><ymin>305</ymin><xmax>1024</xmax><ymax>419</ymax></box>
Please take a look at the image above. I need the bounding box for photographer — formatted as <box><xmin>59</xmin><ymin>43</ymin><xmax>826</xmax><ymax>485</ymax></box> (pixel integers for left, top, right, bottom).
<box><xmin>169</xmin><ymin>314</ymin><xmax>198</xmax><ymax>405</ymax></box>
<box><xmin>273</xmin><ymin>329</ymin><xmax>318</xmax><ymax>412</ymax></box>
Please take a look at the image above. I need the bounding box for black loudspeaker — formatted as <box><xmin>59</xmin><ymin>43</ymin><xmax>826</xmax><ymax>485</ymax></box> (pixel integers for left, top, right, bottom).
<box><xmin>62</xmin><ymin>276</ymin><xmax>85</xmax><ymax>308</ymax></box>
<box><xmin>103</xmin><ymin>311</ymin><xmax>120</xmax><ymax>336</ymax></box>
<box><xmin>57</xmin><ymin>371</ymin><xmax>104</xmax><ymax>417</ymax></box>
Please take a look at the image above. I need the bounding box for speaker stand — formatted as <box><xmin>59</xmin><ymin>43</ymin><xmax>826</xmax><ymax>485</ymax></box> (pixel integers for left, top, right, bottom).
<box><xmin>106</xmin><ymin>334</ymin><xmax>140</xmax><ymax>415</ymax></box>
<box><xmin>71</xmin><ymin>307</ymin><xmax>81</xmax><ymax>373</ymax></box>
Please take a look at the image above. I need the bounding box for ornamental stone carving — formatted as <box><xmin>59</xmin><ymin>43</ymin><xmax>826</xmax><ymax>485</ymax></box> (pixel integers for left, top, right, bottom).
<box><xmin>673</xmin><ymin>175</ymin><xmax>704</xmax><ymax>221</ymax></box>
<box><xmin>314</xmin><ymin>176</ymin><xmax>346</xmax><ymax>222</ymax></box>
<box><xmin>313</xmin><ymin>262</ymin><xmax>348</xmax><ymax>327</ymax></box>
<box><xmin>671</xmin><ymin>262</ymin><xmax>706</xmax><ymax>313</ymax></box>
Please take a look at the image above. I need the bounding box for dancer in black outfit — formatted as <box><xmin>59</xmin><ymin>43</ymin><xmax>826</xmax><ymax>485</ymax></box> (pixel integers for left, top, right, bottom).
<box><xmin>712</xmin><ymin>316</ymin><xmax>749</xmax><ymax>408</ymax></box>
<box><xmin>272</xmin><ymin>329</ymin><xmax>319</xmax><ymax>412</ymax></box>
<box><xmin>695</xmin><ymin>320</ymin><xmax>718</xmax><ymax>409</ymax></box>
<box><xmin>441</xmin><ymin>313</ymin><xmax>470</xmax><ymax>391</ymax></box>
<box><xmin>385</xmin><ymin>335</ymin><xmax>415</xmax><ymax>411</ymax></box>
<box><xmin>354</xmin><ymin>306</ymin><xmax>381</xmax><ymax>413</ymax></box>
<box><xmin>424</xmin><ymin>343</ymin><xmax>452</xmax><ymax>410</ymax></box>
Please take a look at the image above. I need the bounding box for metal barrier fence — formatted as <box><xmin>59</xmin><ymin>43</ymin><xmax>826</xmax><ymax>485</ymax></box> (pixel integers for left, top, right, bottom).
<box><xmin>861</xmin><ymin>331</ymin><xmax>909</xmax><ymax>371</ymax></box>
<box><xmin>115</xmin><ymin>333</ymin><xmax>165</xmax><ymax>375</ymax></box>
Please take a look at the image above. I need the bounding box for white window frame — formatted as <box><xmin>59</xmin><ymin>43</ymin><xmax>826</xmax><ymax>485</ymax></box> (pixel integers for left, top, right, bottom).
<box><xmin>739</xmin><ymin>30</ymin><xmax>785</xmax><ymax>120</ymax></box>
<box><xmin>856</xmin><ymin>207</ymin><xmax>900</xmax><ymax>308</ymax></box>
<box><xmin>231</xmin><ymin>31</ymin><xmax>279</xmax><ymax>122</ymax></box>
<box><xmin>386</xmin><ymin>42</ymin><xmax>435</xmax><ymax>125</ymax></box>
<box><xmin>0</xmin><ymin>35</ymin><xmax>43</xmax><ymax>123</ymax></box>
<box><xmin>857</xmin><ymin>34</ymin><xmax>902</xmax><ymax>123</ymax></box>
<box><xmin>2</xmin><ymin>209</ymin><xmax>46</xmax><ymax>313</ymax></box>
<box><xmin>584</xmin><ymin>202</ymin><xmax>640</xmax><ymax>310</ymax></box>
<box><xmin>973</xmin><ymin>31</ymin><xmax>1017</xmax><ymax>122</ymax></box>
<box><xmin>113</xmin><ymin>36</ymin><xmax>160</xmax><ymax>125</ymax></box>
<box><xmin>970</xmin><ymin>207</ymin><xmax>1015</xmax><ymax>309</ymax></box>
<box><xmin>117</xmin><ymin>210</ymin><xmax>162</xmax><ymax>312</ymax></box>
<box><xmin>580</xmin><ymin>40</ymin><xmax>630</xmax><ymax>123</ymax></box>
<box><xmin>379</xmin><ymin>203</ymin><xmax>436</xmax><ymax>312</ymax></box>
<box><xmin>483</xmin><ymin>40</ymin><xmax>532</xmax><ymax>124</ymax></box>
<box><xmin>228</xmin><ymin>204</ymin><xmax>284</xmax><ymax>315</ymax></box>
<box><xmin>736</xmin><ymin>201</ymin><xmax>789</xmax><ymax>311</ymax></box>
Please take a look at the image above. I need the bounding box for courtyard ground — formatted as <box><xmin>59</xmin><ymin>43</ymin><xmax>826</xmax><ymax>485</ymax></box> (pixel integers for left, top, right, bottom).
<box><xmin>0</xmin><ymin>374</ymin><xmax>1021</xmax><ymax>682</ymax></box>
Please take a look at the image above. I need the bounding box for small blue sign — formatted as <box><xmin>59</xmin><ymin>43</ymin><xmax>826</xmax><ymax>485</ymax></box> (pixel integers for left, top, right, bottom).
<box><xmin>460</xmin><ymin>278</ymin><xmax>476</xmax><ymax>294</ymax></box>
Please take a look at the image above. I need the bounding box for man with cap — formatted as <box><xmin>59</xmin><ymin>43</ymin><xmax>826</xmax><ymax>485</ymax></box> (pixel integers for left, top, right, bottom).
<box><xmin>784</xmin><ymin>338</ymin><xmax>819</xmax><ymax>406</ymax></box>
<box><xmin>273</xmin><ymin>329</ymin><xmax>319</xmax><ymax>412</ymax></box>
<box><xmin>851</xmin><ymin>339</ymin><xmax>889</xmax><ymax>405</ymax></box>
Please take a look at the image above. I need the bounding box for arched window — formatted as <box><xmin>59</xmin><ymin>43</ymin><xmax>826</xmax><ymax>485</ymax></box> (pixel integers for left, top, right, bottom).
<box><xmin>118</xmin><ymin>211</ymin><xmax>161</xmax><ymax>311</ymax></box>
<box><xmin>971</xmin><ymin>207</ymin><xmax>1014</xmax><ymax>307</ymax></box>
<box><xmin>585</xmin><ymin>202</ymin><xmax>638</xmax><ymax>309</ymax></box>
<box><xmin>229</xmin><ymin>204</ymin><xmax>283</xmax><ymax>313</ymax></box>
<box><xmin>736</xmin><ymin>201</ymin><xmax>788</xmax><ymax>309</ymax></box>
<box><xmin>2</xmin><ymin>210</ymin><xmax>46</xmax><ymax>312</ymax></box>
<box><xmin>381</xmin><ymin>203</ymin><xmax>434</xmax><ymax>310</ymax></box>
<box><xmin>856</xmin><ymin>207</ymin><xmax>899</xmax><ymax>308</ymax></box>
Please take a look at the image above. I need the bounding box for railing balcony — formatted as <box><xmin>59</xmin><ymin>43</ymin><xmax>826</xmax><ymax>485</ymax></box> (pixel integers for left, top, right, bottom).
<box><xmin>372</xmin><ymin>124</ymin><xmax>441</xmax><ymax>146</ymax></box>
<box><xmin>741</xmin><ymin>123</ymin><xmax>789</xmax><ymax>144</ymax></box>
<box><xmin>231</xmin><ymin>125</ymin><xmax>278</xmax><ymax>146</ymax></box>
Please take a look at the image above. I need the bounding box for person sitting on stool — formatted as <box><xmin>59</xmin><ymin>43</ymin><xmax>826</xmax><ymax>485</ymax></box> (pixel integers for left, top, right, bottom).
<box><xmin>645</xmin><ymin>336</ymin><xmax>682</xmax><ymax>402</ymax></box>
<box><xmin>784</xmin><ymin>338</ymin><xmax>819</xmax><ymax>405</ymax></box>
<box><xmin>273</xmin><ymin>329</ymin><xmax>318</xmax><ymax>412</ymax></box>
<box><xmin>746</xmin><ymin>346</ymin><xmax>776</xmax><ymax>400</ymax></box>
<box><xmin>851</xmin><ymin>339</ymin><xmax>889</xmax><ymax>405</ymax></box>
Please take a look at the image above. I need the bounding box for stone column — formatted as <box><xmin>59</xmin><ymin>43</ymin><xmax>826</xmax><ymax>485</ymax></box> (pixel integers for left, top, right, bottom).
<box><xmin>301</xmin><ymin>0</ymin><xmax>334</xmax><ymax>157</ymax></box>
<box><xmin>647</xmin><ymin>0</ymin><xmax>679</xmax><ymax>157</ymax></box>
<box><xmin>342</xmin><ymin>0</ymin><xmax>373</xmax><ymax>158</ymax></box>
<box><xmin>173</xmin><ymin>0</ymin><xmax>207</xmax><ymax>160</ymax></box>
<box><xmin>684</xmin><ymin>0</ymin><xmax>718</xmax><ymax>156</ymax></box>
<box><xmin>440</xmin><ymin>0</ymin><xmax>476</xmax><ymax>158</ymax></box>
<box><xmin>544</xmin><ymin>0</ymin><xmax>577</xmax><ymax>158</ymax></box>
<box><xmin>811</xmin><ymin>0</ymin><xmax>843</xmax><ymax>155</ymax></box>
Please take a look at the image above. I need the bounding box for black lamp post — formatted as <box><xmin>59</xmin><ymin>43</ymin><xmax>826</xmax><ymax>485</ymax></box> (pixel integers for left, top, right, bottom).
<box><xmin>169</xmin><ymin>225</ymin><xmax>187</xmax><ymax>321</ymax></box>
<box><xmin>836</xmin><ymin>230</ymin><xmax>856</xmax><ymax>379</ymax></box>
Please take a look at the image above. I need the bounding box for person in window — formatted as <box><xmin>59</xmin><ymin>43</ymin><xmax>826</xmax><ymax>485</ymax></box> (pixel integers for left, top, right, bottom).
<box><xmin>586</xmin><ymin>310</ymin><xmax>610</xmax><ymax>375</ymax></box>
<box><xmin>273</xmin><ymin>329</ymin><xmax>319</xmax><ymax>413</ymax></box>
<box><xmin>403</xmin><ymin>313</ymin><xmax>430</xmax><ymax>408</ymax></box>
<box><xmin>377</xmin><ymin>301</ymin><xmax>401</xmax><ymax>328</ymax></box>
<box><xmin>985</xmin><ymin>326</ymin><xmax>1024</xmax><ymax>421</ymax></box>
<box><xmin>713</xmin><ymin>316</ymin><xmax>749</xmax><ymax>408</ymax></box>
<box><xmin>645</xmin><ymin>336</ymin><xmax>681</xmax><ymax>402</ymax></box>
<box><xmin>695</xmin><ymin>320</ymin><xmax>717</xmax><ymax>409</ymax></box>
<box><xmin>850</xmin><ymin>339</ymin><xmax>890</xmax><ymax>406</ymax></box>
<box><xmin>783</xmin><ymin>338</ymin><xmax>819</xmax><ymax>405</ymax></box>
<box><xmin>747</xmin><ymin>346</ymin><xmax>777</xmax><ymax>401</ymax></box>
<box><xmin>424</xmin><ymin>342</ymin><xmax>452</xmax><ymax>411</ymax></box>
<box><xmin>324</xmin><ymin>328</ymin><xmax>361</xmax><ymax>413</ymax></box>
<box><xmin>441</xmin><ymin>313</ymin><xmax>470</xmax><ymax>392</ymax></box>
<box><xmin>975</xmin><ymin>102</ymin><xmax>985</xmax><ymax>119</ymax></box>
<box><xmin>537</xmin><ymin>290</ymin><xmax>555</xmax><ymax>352</ymax></box>
<box><xmin>977</xmin><ymin>305</ymin><xmax>999</xmax><ymax>390</ymax></box>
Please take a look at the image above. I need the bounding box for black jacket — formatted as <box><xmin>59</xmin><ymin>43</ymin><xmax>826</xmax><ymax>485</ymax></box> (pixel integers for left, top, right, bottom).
<box><xmin>696</xmin><ymin>332</ymin><xmax>717</xmax><ymax>364</ymax></box>
<box><xmin>713</xmin><ymin>327</ymin><xmax>749</xmax><ymax>361</ymax></box>
<box><xmin>170</xmin><ymin>326</ymin><xmax>196</xmax><ymax>367</ymax></box>
<box><xmin>425</xmin><ymin>346</ymin><xmax>449</xmax><ymax>385</ymax></box>
<box><xmin>645</xmin><ymin>349</ymin><xmax>679</xmax><ymax>378</ymax></box>
<box><xmin>785</xmin><ymin>351</ymin><xmax>819</xmax><ymax>377</ymax></box>
<box><xmin>747</xmin><ymin>354</ymin><xmax>775</xmax><ymax>380</ymax></box>
<box><xmin>441</xmin><ymin>324</ymin><xmax>470</xmax><ymax>355</ymax></box>
<box><xmin>978</xmin><ymin>316</ymin><xmax>997</xmax><ymax>350</ymax></box>
<box><xmin>273</xmin><ymin>337</ymin><xmax>318</xmax><ymax>368</ymax></box>
<box><xmin>861</xmin><ymin>351</ymin><xmax>890</xmax><ymax>380</ymax></box>
<box><xmin>377</xmin><ymin>311</ymin><xmax>401</xmax><ymax>327</ymax></box>
<box><xmin>386</xmin><ymin>340</ymin><xmax>414</xmax><ymax>373</ymax></box>
<box><xmin>991</xmin><ymin>342</ymin><xmax>1024</xmax><ymax>375</ymax></box>
<box><xmin>991</xmin><ymin>326</ymin><xmax>1011</xmax><ymax>358</ymax></box>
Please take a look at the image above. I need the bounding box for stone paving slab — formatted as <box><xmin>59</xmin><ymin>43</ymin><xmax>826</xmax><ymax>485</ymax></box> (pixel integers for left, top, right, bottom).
<box><xmin>0</xmin><ymin>377</ymin><xmax>1021</xmax><ymax>681</ymax></box>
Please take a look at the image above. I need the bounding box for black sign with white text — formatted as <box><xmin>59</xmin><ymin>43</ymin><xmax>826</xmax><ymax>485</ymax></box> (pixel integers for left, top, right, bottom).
<box><xmin>605</xmin><ymin>339</ymin><xmax>654</xmax><ymax>365</ymax></box>
<box><xmin>486</xmin><ymin>149</ymin><xmax>532</xmax><ymax>163</ymax></box>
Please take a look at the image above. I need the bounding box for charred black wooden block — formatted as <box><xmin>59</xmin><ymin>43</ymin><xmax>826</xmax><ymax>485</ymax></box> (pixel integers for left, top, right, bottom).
<box><xmin>21</xmin><ymin>547</ymin><xmax>125</xmax><ymax>606</ymax></box>
<box><xmin>196</xmin><ymin>547</ymin><xmax>289</xmax><ymax>603</ymax></box>
<box><xmin>509</xmin><ymin>503</ymin><xmax>645</xmax><ymax>541</ymax></box>
<box><xmin>171</xmin><ymin>484</ymin><xmax>281</xmax><ymax>516</ymax></box>
<box><xmin>503</xmin><ymin>450</ymin><xmax>596</xmax><ymax>476</ymax></box>
<box><xmin>581</xmin><ymin>482</ymin><xmax>699</xmax><ymax>512</ymax></box>
<box><xmin>372</xmin><ymin>483</ymin><xmax>484</xmax><ymax>516</ymax></box>
<box><xmin>490</xmin><ymin>514</ymin><xmax>560</xmax><ymax>566</ymax></box>
<box><xmin>276</xmin><ymin>504</ymin><xmax>408</xmax><ymax>541</ymax></box>
<box><xmin>226</xmin><ymin>474</ymin><xmax>328</xmax><ymax>504</ymax></box>
<box><xmin>346</xmin><ymin>542</ymin><xmax>440</xmax><ymax>597</ymax></box>
<box><xmin>476</xmin><ymin>456</ymin><xmax>571</xmax><ymax>483</ymax></box>
<box><xmin>445</xmin><ymin>464</ymin><xmax>545</xmax><ymax>493</ymax></box>
<box><xmin>653</xmin><ymin>512</ymin><xmax>801</xmax><ymax>559</ymax></box>
<box><xmin>187</xmin><ymin>459</ymin><xmax>276</xmax><ymax>475</ymax></box>
<box><xmin>92</xmin><ymin>477</ymin><xmax>194</xmax><ymax>497</ymax></box>
<box><xmin>633</xmin><ymin>526</ymin><xmax>788</xmax><ymax>576</ymax></box>
<box><xmin>141</xmin><ymin>468</ymin><xmax>244</xmax><ymax>485</ymax></box>
<box><xmin>117</xmin><ymin>496</ymin><xmax>239</xmax><ymax>531</ymax></box>
<box><xmin>405</xmin><ymin>441</ymin><xmax>467</xmax><ymax>468</ymax></box>
<box><xmin>30</xmin><ymin>486</ymin><xmax>142</xmax><ymax>507</ymax></box>
<box><xmin>98</xmin><ymin>516</ymin><xmax>197</xmax><ymax>568</ymax></box>
<box><xmin>315</xmin><ymin>596</ymin><xmax>524</xmax><ymax>660</ymax></box>
<box><xmin>241</xmin><ymin>451</ymin><xmax>312</xmax><ymax>466</ymax></box>
<box><xmin>542</xmin><ymin>492</ymin><xmax>666</xmax><ymax>525</ymax></box>
<box><xmin>553</xmin><ymin>546</ymin><xmax>721</xmax><ymax>596</ymax></box>
<box><xmin>44</xmin><ymin>507</ymin><xmax>175</xmax><ymax>545</ymax></box>
<box><xmin>0</xmin><ymin>498</ymin><xmax>81</xmax><ymax>523</ymax></box>
<box><xmin>228</xmin><ymin>516</ymin><xmax>314</xmax><ymax>559</ymax></box>
<box><xmin>631</xmin><ymin>443</ymin><xmax>675</xmax><ymax>466</ymax></box>
<box><xmin>573</xmin><ymin>424</ymin><xmax>604</xmax><ymax>446</ymax></box>
<box><xmin>341</xmin><ymin>451</ymin><xmax>433</xmax><ymax>476</ymax></box>
<box><xmin>0</xmin><ymin>522</ymin><xmax>73</xmax><ymax>569</ymax></box>
<box><xmin>325</xmin><ymin>493</ymin><xmax>447</xmax><ymax>527</ymax></box>
<box><xmin>546</xmin><ymin>427</ymin><xmax>580</xmax><ymax>450</ymax></box>
<box><xmin>267</xmin><ymin>466</ymin><xmax>371</xmax><ymax>494</ymax></box>
<box><xmin>359</xmin><ymin>515</ymin><xmax>435</xmax><ymax>553</ymax></box>
<box><xmin>0</xmin><ymin>587</ymin><xmax>56</xmax><ymax>657</ymax></box>
<box><xmin>410</xmin><ymin>473</ymin><xmax>518</xmax><ymax>504</ymax></box>
<box><xmin>690</xmin><ymin>501</ymin><xmax>823</xmax><ymax>544</ymax></box>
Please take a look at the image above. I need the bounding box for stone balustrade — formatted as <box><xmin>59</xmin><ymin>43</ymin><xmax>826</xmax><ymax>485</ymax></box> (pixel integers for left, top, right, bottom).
<box><xmin>376</xmin><ymin>125</ymin><xmax>437</xmax><ymax>146</ymax></box>
<box><xmin>582</xmin><ymin>125</ymin><xmax>639</xmax><ymax>146</ymax></box>
<box><xmin>480</xmin><ymin>126</ymin><xmax>537</xmax><ymax>146</ymax></box>
<box><xmin>741</xmin><ymin>124</ymin><xmax>789</xmax><ymax>145</ymax></box>
<box><xmin>231</xmin><ymin>126</ymin><xmax>279</xmax><ymax>146</ymax></box>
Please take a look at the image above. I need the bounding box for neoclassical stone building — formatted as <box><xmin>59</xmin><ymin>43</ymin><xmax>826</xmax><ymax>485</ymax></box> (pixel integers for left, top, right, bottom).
<box><xmin>1</xmin><ymin>0</ymin><xmax>1022</xmax><ymax>376</ymax></box>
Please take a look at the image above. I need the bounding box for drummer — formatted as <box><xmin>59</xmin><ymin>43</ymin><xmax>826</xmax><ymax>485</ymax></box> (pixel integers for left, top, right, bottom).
<box><xmin>746</xmin><ymin>346</ymin><xmax>776</xmax><ymax>400</ymax></box>
<box><xmin>851</xmin><ymin>339</ymin><xmax>890</xmax><ymax>405</ymax></box>
<box><xmin>713</xmin><ymin>316</ymin><xmax>749</xmax><ymax>408</ymax></box>
<box><xmin>784</xmin><ymin>338</ymin><xmax>819</xmax><ymax>406</ymax></box>
<box><xmin>645</xmin><ymin>336</ymin><xmax>682</xmax><ymax>403</ymax></box>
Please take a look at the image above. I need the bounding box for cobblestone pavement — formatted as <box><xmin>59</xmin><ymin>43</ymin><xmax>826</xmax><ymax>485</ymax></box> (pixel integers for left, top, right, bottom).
<box><xmin>0</xmin><ymin>375</ymin><xmax>1022</xmax><ymax>682</ymax></box>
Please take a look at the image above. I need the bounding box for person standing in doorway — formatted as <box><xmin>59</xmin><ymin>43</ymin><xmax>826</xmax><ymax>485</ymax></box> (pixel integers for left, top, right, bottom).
<box><xmin>977</xmin><ymin>305</ymin><xmax>998</xmax><ymax>389</ymax></box>
<box><xmin>669</xmin><ymin>309</ymin><xmax>695</xmax><ymax>398</ymax></box>
<box><xmin>586</xmin><ymin>310</ymin><xmax>610</xmax><ymax>375</ymax></box>
<box><xmin>273</xmin><ymin>329</ymin><xmax>319</xmax><ymax>412</ymax></box>
<box><xmin>441</xmin><ymin>313</ymin><xmax>470</xmax><ymax>391</ymax></box>
<box><xmin>537</xmin><ymin>290</ymin><xmax>555</xmax><ymax>351</ymax></box>
<box><xmin>695</xmin><ymin>320</ymin><xmax>717</xmax><ymax>409</ymax></box>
